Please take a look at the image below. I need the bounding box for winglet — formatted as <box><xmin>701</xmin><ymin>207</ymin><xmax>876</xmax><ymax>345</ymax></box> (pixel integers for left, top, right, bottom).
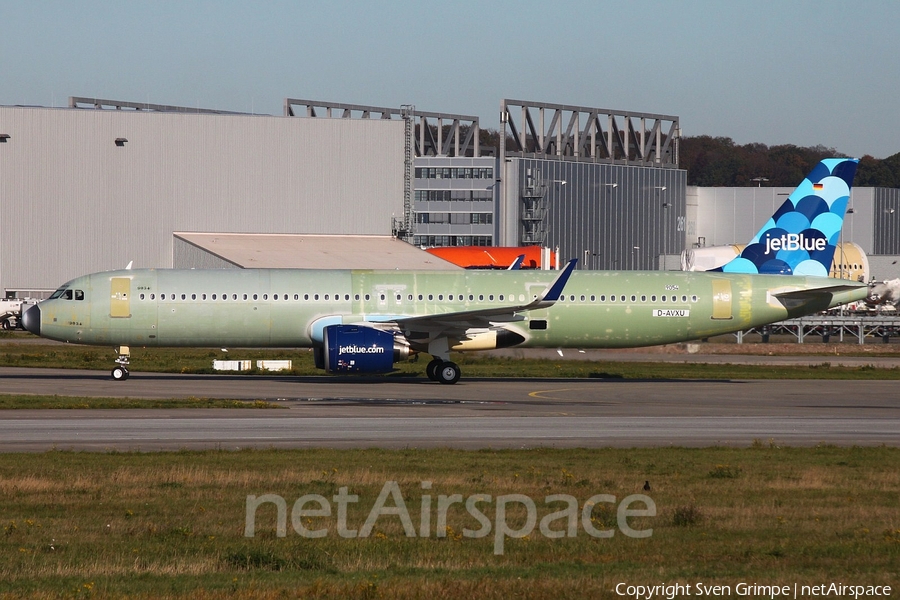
<box><xmin>507</xmin><ymin>255</ymin><xmax>525</xmax><ymax>270</ymax></box>
<box><xmin>532</xmin><ymin>258</ymin><xmax>577</xmax><ymax>307</ymax></box>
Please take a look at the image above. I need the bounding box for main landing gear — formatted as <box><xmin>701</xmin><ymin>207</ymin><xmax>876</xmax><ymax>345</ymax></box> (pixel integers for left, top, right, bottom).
<box><xmin>111</xmin><ymin>346</ymin><xmax>130</xmax><ymax>381</ymax></box>
<box><xmin>425</xmin><ymin>357</ymin><xmax>461</xmax><ymax>385</ymax></box>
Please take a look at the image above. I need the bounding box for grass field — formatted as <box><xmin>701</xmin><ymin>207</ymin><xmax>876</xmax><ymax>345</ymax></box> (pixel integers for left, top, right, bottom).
<box><xmin>3</xmin><ymin>340</ymin><xmax>900</xmax><ymax>383</ymax></box>
<box><xmin>0</xmin><ymin>446</ymin><xmax>897</xmax><ymax>599</ymax></box>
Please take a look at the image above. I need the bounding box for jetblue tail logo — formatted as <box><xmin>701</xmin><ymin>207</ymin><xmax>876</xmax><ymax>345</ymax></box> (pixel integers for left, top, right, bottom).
<box><xmin>720</xmin><ymin>158</ymin><xmax>859</xmax><ymax>277</ymax></box>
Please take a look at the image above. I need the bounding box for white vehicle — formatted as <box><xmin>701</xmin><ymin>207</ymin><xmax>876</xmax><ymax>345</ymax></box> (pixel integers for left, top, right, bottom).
<box><xmin>0</xmin><ymin>298</ymin><xmax>38</xmax><ymax>330</ymax></box>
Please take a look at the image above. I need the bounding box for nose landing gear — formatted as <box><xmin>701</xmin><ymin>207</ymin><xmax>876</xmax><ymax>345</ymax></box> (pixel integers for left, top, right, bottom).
<box><xmin>111</xmin><ymin>346</ymin><xmax>130</xmax><ymax>380</ymax></box>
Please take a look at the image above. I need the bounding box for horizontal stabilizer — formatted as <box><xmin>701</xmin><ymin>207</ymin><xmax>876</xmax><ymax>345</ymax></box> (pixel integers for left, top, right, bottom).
<box><xmin>773</xmin><ymin>284</ymin><xmax>864</xmax><ymax>310</ymax></box>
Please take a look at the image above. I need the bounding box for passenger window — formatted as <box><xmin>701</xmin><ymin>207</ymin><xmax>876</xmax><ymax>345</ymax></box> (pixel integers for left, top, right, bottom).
<box><xmin>140</xmin><ymin>293</ymin><xmax>145</xmax><ymax>300</ymax></box>
<box><xmin>499</xmin><ymin>295</ymin><xmax>504</xmax><ymax>301</ymax></box>
<box><xmin>417</xmin><ymin>294</ymin><xmax>423</xmax><ymax>301</ymax></box>
<box><xmin>438</xmin><ymin>294</ymin><xmax>444</xmax><ymax>301</ymax></box>
<box><xmin>396</xmin><ymin>294</ymin><xmax>401</xmax><ymax>301</ymax></box>
<box><xmin>581</xmin><ymin>295</ymin><xmax>586</xmax><ymax>302</ymax></box>
<box><xmin>590</xmin><ymin>295</ymin><xmax>596</xmax><ymax>302</ymax></box>
<box><xmin>620</xmin><ymin>295</ymin><xmax>626</xmax><ymax>302</ymax></box>
<box><xmin>611</xmin><ymin>295</ymin><xmax>616</xmax><ymax>302</ymax></box>
<box><xmin>324</xmin><ymin>294</ymin><xmax>329</xmax><ymax>300</ymax></box>
<box><xmin>211</xmin><ymin>294</ymin><xmax>217</xmax><ymax>300</ymax></box>
<box><xmin>600</xmin><ymin>295</ymin><xmax>606</xmax><ymax>302</ymax></box>
<box><xmin>682</xmin><ymin>295</ymin><xmax>687</xmax><ymax>302</ymax></box>
<box><xmin>314</xmin><ymin>294</ymin><xmax>319</xmax><ymax>300</ymax></box>
<box><xmin>192</xmin><ymin>294</ymin><xmax>197</xmax><ymax>300</ymax></box>
<box><xmin>365</xmin><ymin>294</ymin><xmax>370</xmax><ymax>301</ymax></box>
<box><xmin>662</xmin><ymin>295</ymin><xmax>667</xmax><ymax>302</ymax></box>
<box><xmin>692</xmin><ymin>295</ymin><xmax>697</xmax><ymax>302</ymax></box>
<box><xmin>641</xmin><ymin>295</ymin><xmax>646</xmax><ymax>302</ymax></box>
<box><xmin>468</xmin><ymin>294</ymin><xmax>474</xmax><ymax>301</ymax></box>
<box><xmin>428</xmin><ymin>294</ymin><xmax>433</xmax><ymax>301</ymax></box>
<box><xmin>273</xmin><ymin>294</ymin><xmax>278</xmax><ymax>301</ymax></box>
<box><xmin>651</xmin><ymin>295</ymin><xmax>657</xmax><ymax>302</ymax></box>
<box><xmin>630</xmin><ymin>295</ymin><xmax>636</xmax><ymax>302</ymax></box>
<box><xmin>151</xmin><ymin>294</ymin><xmax>156</xmax><ymax>300</ymax></box>
<box><xmin>408</xmin><ymin>294</ymin><xmax>413</xmax><ymax>301</ymax></box>
<box><xmin>356</xmin><ymin>294</ymin><xmax>361</xmax><ymax>301</ymax></box>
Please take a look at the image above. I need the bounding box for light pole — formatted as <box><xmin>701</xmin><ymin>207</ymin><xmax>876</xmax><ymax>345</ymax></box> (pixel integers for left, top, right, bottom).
<box><xmin>655</xmin><ymin>186</ymin><xmax>667</xmax><ymax>270</ymax></box>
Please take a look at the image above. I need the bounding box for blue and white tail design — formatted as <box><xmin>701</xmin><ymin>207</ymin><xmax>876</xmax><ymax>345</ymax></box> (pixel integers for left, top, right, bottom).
<box><xmin>718</xmin><ymin>158</ymin><xmax>859</xmax><ymax>277</ymax></box>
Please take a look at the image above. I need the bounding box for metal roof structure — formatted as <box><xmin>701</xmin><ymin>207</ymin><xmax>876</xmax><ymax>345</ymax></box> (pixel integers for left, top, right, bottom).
<box><xmin>173</xmin><ymin>233</ymin><xmax>461</xmax><ymax>270</ymax></box>
<box><xmin>500</xmin><ymin>99</ymin><xmax>680</xmax><ymax>167</ymax></box>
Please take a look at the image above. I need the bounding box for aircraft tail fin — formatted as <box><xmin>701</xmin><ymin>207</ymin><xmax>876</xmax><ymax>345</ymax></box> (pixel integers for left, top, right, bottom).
<box><xmin>718</xmin><ymin>158</ymin><xmax>859</xmax><ymax>276</ymax></box>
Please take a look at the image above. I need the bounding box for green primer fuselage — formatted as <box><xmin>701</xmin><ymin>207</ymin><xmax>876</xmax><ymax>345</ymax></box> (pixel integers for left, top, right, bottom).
<box><xmin>35</xmin><ymin>268</ymin><xmax>867</xmax><ymax>351</ymax></box>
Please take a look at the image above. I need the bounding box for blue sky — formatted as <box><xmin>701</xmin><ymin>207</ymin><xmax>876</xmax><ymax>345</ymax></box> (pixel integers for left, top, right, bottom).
<box><xmin>3</xmin><ymin>1</ymin><xmax>898</xmax><ymax>158</ymax></box>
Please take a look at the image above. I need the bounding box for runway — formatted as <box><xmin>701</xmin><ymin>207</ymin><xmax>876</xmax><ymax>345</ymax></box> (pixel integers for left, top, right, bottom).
<box><xmin>1</xmin><ymin>367</ymin><xmax>898</xmax><ymax>450</ymax></box>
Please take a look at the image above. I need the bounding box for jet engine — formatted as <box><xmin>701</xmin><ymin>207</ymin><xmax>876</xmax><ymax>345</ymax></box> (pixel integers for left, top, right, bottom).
<box><xmin>316</xmin><ymin>324</ymin><xmax>410</xmax><ymax>374</ymax></box>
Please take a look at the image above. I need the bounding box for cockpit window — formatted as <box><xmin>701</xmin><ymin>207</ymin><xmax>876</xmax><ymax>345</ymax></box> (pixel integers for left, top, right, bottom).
<box><xmin>75</xmin><ymin>290</ymin><xmax>84</xmax><ymax>301</ymax></box>
<box><xmin>49</xmin><ymin>287</ymin><xmax>67</xmax><ymax>300</ymax></box>
<box><xmin>63</xmin><ymin>290</ymin><xmax>73</xmax><ymax>300</ymax></box>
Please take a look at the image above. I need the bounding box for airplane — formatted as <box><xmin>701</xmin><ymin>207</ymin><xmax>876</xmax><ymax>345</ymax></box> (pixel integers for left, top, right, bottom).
<box><xmin>682</xmin><ymin>158</ymin><xmax>865</xmax><ymax>279</ymax></box>
<box><xmin>22</xmin><ymin>158</ymin><xmax>867</xmax><ymax>384</ymax></box>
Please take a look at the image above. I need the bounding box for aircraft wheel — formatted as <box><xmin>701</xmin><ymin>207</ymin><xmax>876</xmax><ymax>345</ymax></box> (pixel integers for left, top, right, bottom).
<box><xmin>1</xmin><ymin>319</ymin><xmax>10</xmax><ymax>330</ymax></box>
<box><xmin>111</xmin><ymin>366</ymin><xmax>129</xmax><ymax>381</ymax></box>
<box><xmin>425</xmin><ymin>358</ymin><xmax>443</xmax><ymax>381</ymax></box>
<box><xmin>437</xmin><ymin>361</ymin><xmax>461</xmax><ymax>385</ymax></box>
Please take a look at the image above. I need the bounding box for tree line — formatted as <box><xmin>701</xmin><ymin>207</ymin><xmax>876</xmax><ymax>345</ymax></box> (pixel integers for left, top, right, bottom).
<box><xmin>458</xmin><ymin>126</ymin><xmax>900</xmax><ymax>188</ymax></box>
<box><xmin>680</xmin><ymin>136</ymin><xmax>900</xmax><ymax>188</ymax></box>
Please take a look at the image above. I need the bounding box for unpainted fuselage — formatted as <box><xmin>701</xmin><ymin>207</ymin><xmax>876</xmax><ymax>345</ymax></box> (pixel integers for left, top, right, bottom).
<box><xmin>31</xmin><ymin>268</ymin><xmax>867</xmax><ymax>351</ymax></box>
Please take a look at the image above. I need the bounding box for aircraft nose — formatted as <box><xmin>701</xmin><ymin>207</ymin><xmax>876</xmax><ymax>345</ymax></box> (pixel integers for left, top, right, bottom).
<box><xmin>22</xmin><ymin>305</ymin><xmax>40</xmax><ymax>336</ymax></box>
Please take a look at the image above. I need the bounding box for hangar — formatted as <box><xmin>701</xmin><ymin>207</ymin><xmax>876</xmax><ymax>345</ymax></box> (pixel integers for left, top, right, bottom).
<box><xmin>0</xmin><ymin>98</ymin><xmax>406</xmax><ymax>296</ymax></box>
<box><xmin>2</xmin><ymin>94</ymin><xmax>899</xmax><ymax>301</ymax></box>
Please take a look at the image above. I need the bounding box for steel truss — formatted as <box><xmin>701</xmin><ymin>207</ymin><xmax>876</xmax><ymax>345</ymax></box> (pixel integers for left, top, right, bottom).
<box><xmin>501</xmin><ymin>99</ymin><xmax>680</xmax><ymax>167</ymax></box>
<box><xmin>68</xmin><ymin>97</ymin><xmax>248</xmax><ymax>115</ymax></box>
<box><xmin>735</xmin><ymin>316</ymin><xmax>900</xmax><ymax>345</ymax></box>
<box><xmin>284</xmin><ymin>99</ymin><xmax>480</xmax><ymax>158</ymax></box>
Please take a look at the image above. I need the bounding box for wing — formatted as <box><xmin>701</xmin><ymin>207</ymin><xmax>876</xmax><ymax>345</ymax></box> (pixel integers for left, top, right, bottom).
<box><xmin>368</xmin><ymin>259</ymin><xmax>577</xmax><ymax>345</ymax></box>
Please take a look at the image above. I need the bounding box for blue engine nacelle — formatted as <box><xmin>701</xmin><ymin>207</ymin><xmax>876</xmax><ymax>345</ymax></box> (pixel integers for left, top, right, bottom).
<box><xmin>320</xmin><ymin>325</ymin><xmax>410</xmax><ymax>374</ymax></box>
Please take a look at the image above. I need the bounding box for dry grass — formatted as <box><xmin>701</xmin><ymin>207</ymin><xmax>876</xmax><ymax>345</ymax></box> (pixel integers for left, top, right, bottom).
<box><xmin>0</xmin><ymin>446</ymin><xmax>897</xmax><ymax>598</ymax></box>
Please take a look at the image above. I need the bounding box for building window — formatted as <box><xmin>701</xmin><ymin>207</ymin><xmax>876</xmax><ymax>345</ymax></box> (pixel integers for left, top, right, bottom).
<box><xmin>415</xmin><ymin>167</ymin><xmax>493</xmax><ymax>180</ymax></box>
